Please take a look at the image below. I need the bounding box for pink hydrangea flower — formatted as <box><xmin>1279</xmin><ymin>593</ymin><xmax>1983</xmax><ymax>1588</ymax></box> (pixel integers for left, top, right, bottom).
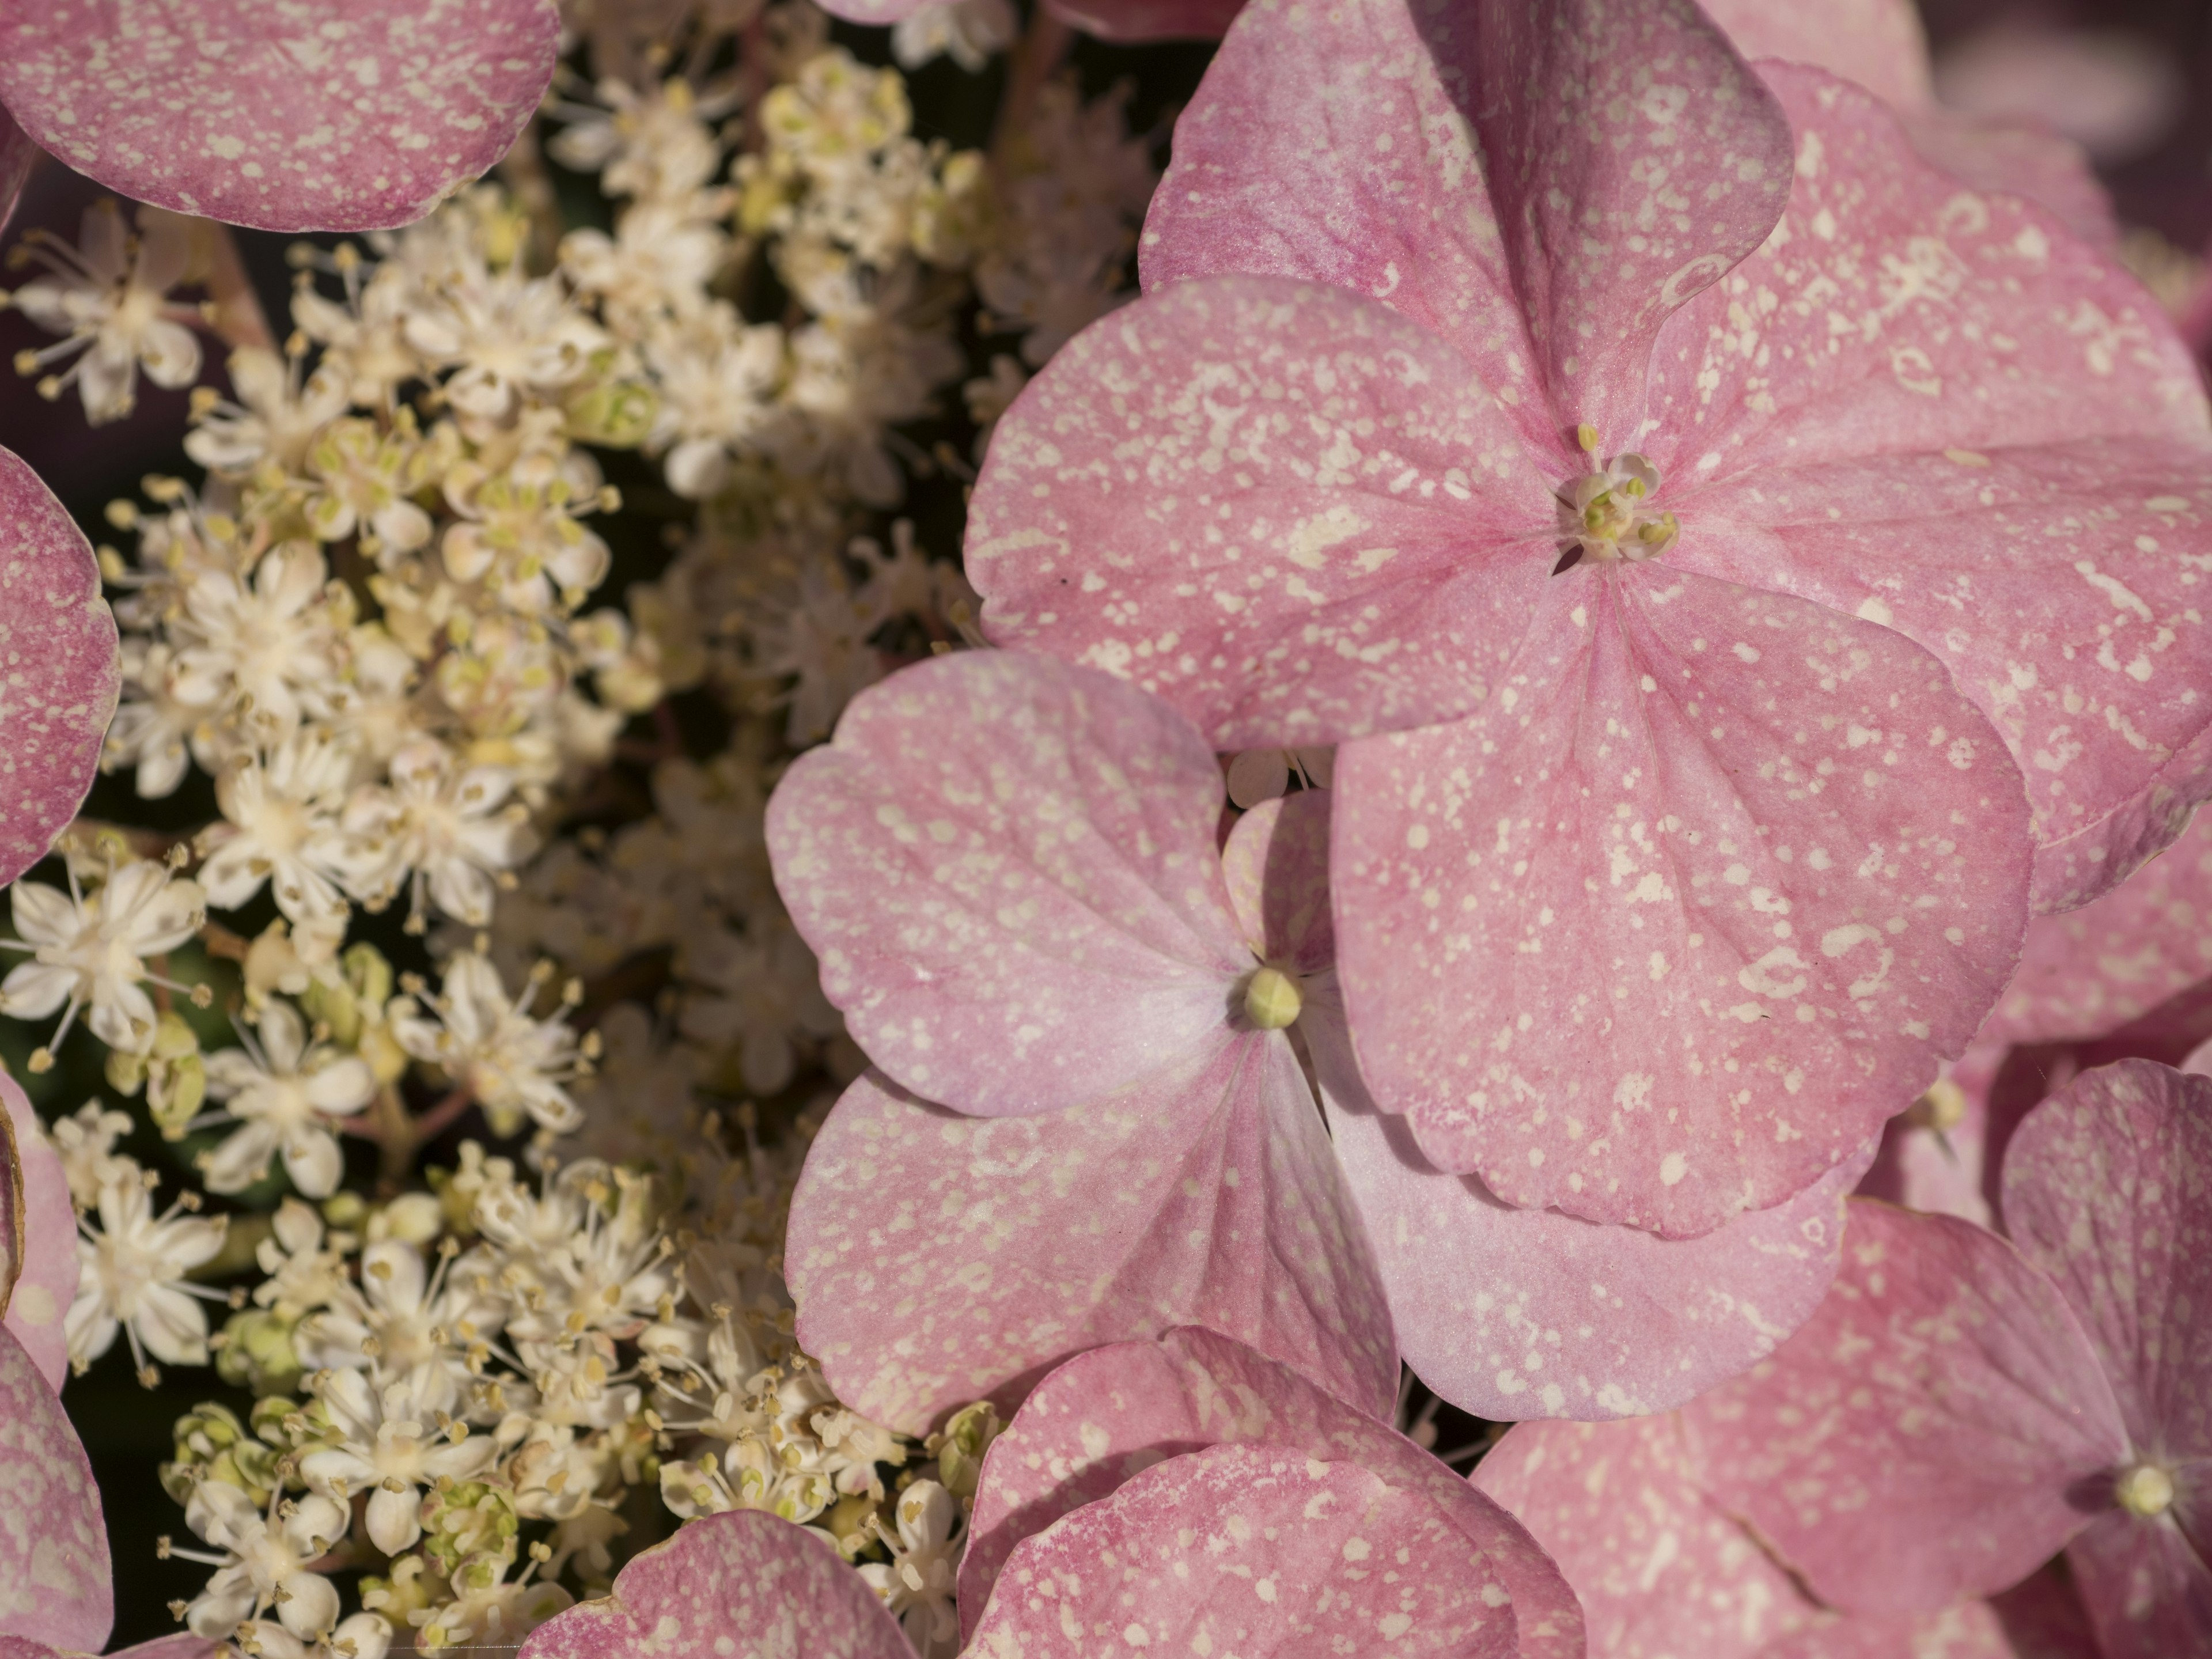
<box><xmin>967</xmin><ymin>0</ymin><xmax>2212</xmax><ymax>1236</ymax></box>
<box><xmin>772</xmin><ymin>649</ymin><xmax>1872</xmax><ymax>1430</ymax></box>
<box><xmin>1514</xmin><ymin>1060</ymin><xmax>2207</xmax><ymax>1657</ymax></box>
<box><xmin>814</xmin><ymin>0</ymin><xmax>1239</xmax><ymax>44</ymax></box>
<box><xmin>3</xmin><ymin>1641</ymin><xmax>221</xmax><ymax>1659</ymax></box>
<box><xmin>0</xmin><ymin>448</ymin><xmax>120</xmax><ymax>893</ymax></box>
<box><xmin>0</xmin><ymin>1319</ymin><xmax>111</xmax><ymax>1649</ymax></box>
<box><xmin>0</xmin><ymin>0</ymin><xmax>560</xmax><ymax>232</ymax></box>
<box><xmin>955</xmin><ymin>1327</ymin><xmax>1582</xmax><ymax>1654</ymax></box>
<box><xmin>518</xmin><ymin>1508</ymin><xmax>910</xmax><ymax>1659</ymax></box>
<box><xmin>0</xmin><ymin>1072</ymin><xmax>73</xmax><ymax>1390</ymax></box>
<box><xmin>1475</xmin><ymin>1412</ymin><xmax>2099</xmax><ymax>1658</ymax></box>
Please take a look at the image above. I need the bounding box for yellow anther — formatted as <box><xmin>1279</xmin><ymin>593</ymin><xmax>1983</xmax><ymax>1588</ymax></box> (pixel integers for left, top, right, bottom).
<box><xmin>2116</xmin><ymin>1463</ymin><xmax>2175</xmax><ymax>1517</ymax></box>
<box><xmin>1244</xmin><ymin>967</ymin><xmax>1304</xmax><ymax>1031</ymax></box>
<box><xmin>1912</xmin><ymin>1077</ymin><xmax>1968</xmax><ymax>1135</ymax></box>
<box><xmin>1576</xmin><ymin>422</ymin><xmax>1600</xmax><ymax>453</ymax></box>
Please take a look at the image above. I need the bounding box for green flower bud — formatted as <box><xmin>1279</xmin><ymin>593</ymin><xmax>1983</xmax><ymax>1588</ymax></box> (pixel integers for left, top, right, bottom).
<box><xmin>565</xmin><ymin>377</ymin><xmax>658</xmax><ymax>449</ymax></box>
<box><xmin>215</xmin><ymin>1308</ymin><xmax>304</xmax><ymax>1396</ymax></box>
<box><xmin>934</xmin><ymin>1400</ymin><xmax>1002</xmax><ymax>1501</ymax></box>
<box><xmin>160</xmin><ymin>1403</ymin><xmax>282</xmax><ymax>1506</ymax></box>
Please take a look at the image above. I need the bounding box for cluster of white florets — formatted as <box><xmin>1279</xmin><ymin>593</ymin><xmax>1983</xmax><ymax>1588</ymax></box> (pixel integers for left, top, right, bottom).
<box><xmin>0</xmin><ymin>2</ymin><xmax>1156</xmax><ymax>1653</ymax></box>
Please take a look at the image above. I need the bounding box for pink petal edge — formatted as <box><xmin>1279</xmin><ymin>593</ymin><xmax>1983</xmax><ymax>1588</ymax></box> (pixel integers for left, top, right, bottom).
<box><xmin>0</xmin><ymin>1321</ymin><xmax>110</xmax><ymax>1650</ymax></box>
<box><xmin>0</xmin><ymin>1074</ymin><xmax>69</xmax><ymax>1391</ymax></box>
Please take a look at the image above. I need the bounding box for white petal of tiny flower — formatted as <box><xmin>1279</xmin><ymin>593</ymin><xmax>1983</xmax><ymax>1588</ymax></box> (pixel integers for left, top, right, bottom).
<box><xmin>11</xmin><ymin>200</ymin><xmax>204</xmax><ymax>423</ymax></box>
<box><xmin>858</xmin><ymin>1478</ymin><xmax>963</xmax><ymax>1659</ymax></box>
<box><xmin>391</xmin><ymin>952</ymin><xmax>587</xmax><ymax>1135</ymax></box>
<box><xmin>299</xmin><ymin>1369</ymin><xmax>496</xmax><ymax>1554</ymax></box>
<box><xmin>67</xmin><ymin>1167</ymin><xmax>227</xmax><ymax>1374</ymax></box>
<box><xmin>198</xmin><ymin>728</ymin><xmax>357</xmax><ymax>924</ymax></box>
<box><xmin>200</xmin><ymin>1001</ymin><xmax>375</xmax><ymax>1198</ymax></box>
<box><xmin>338</xmin><ymin>739</ymin><xmax>533</xmax><ymax>926</ymax></box>
<box><xmin>179</xmin><ymin>1482</ymin><xmax>347</xmax><ymax>1641</ymax></box>
<box><xmin>892</xmin><ymin>0</ymin><xmax>1016</xmax><ymax>73</ymax></box>
<box><xmin>0</xmin><ymin>855</ymin><xmax>208</xmax><ymax>1058</ymax></box>
<box><xmin>184</xmin><ymin>346</ymin><xmax>351</xmax><ymax>479</ymax></box>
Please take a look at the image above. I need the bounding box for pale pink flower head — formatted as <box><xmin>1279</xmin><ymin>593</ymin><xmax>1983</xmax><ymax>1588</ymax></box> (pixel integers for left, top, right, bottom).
<box><xmin>773</xmin><ymin>649</ymin><xmax>1876</xmax><ymax>1431</ymax></box>
<box><xmin>0</xmin><ymin>449</ymin><xmax>119</xmax><ymax>892</ymax></box>
<box><xmin>815</xmin><ymin>0</ymin><xmax>1239</xmax><ymax>43</ymax></box>
<box><xmin>1586</xmin><ymin>1061</ymin><xmax>2211</xmax><ymax>1657</ymax></box>
<box><xmin>0</xmin><ymin>0</ymin><xmax>560</xmax><ymax>232</ymax></box>
<box><xmin>953</xmin><ymin>1327</ymin><xmax>1584</xmax><ymax>1656</ymax></box>
<box><xmin>517</xmin><ymin>1509</ymin><xmax>908</xmax><ymax>1659</ymax></box>
<box><xmin>0</xmin><ymin>1319</ymin><xmax>111</xmax><ymax>1649</ymax></box>
<box><xmin>0</xmin><ymin>1073</ymin><xmax>75</xmax><ymax>1390</ymax></box>
<box><xmin>967</xmin><ymin>0</ymin><xmax>2212</xmax><ymax>1236</ymax></box>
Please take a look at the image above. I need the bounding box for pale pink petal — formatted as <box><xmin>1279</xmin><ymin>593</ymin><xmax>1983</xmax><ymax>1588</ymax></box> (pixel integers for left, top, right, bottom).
<box><xmin>0</xmin><ymin>1</ymin><xmax>559</xmax><ymax>233</ymax></box>
<box><xmin>1680</xmin><ymin>1202</ymin><xmax>2127</xmax><ymax>1615</ymax></box>
<box><xmin>1758</xmin><ymin>1603</ymin><xmax>2058</xmax><ymax>1659</ymax></box>
<box><xmin>1</xmin><ymin>1075</ymin><xmax>72</xmax><ymax>1391</ymax></box>
<box><xmin>966</xmin><ymin>274</ymin><xmax>1559</xmax><ymax>749</ymax></box>
<box><xmin>1316</xmin><ymin>986</ymin><xmax>1876</xmax><ymax>1419</ymax></box>
<box><xmin>1219</xmin><ymin>790</ymin><xmax>1332</xmax><ymax>973</ymax></box>
<box><xmin>808</xmin><ymin>0</ymin><xmax>919</xmax><ymax>20</ymax></box>
<box><xmin>1334</xmin><ymin>575</ymin><xmax>2032</xmax><ymax>1237</ymax></box>
<box><xmin>1980</xmin><ymin>1560</ymin><xmax>2104</xmax><ymax>1659</ymax></box>
<box><xmin>959</xmin><ymin>1327</ymin><xmax>1582</xmax><ymax>1659</ymax></box>
<box><xmin>969</xmin><ymin>1441</ymin><xmax>1524</xmax><ymax>1656</ymax></box>
<box><xmin>785</xmin><ymin>1049</ymin><xmax>1397</xmax><ymax>1438</ymax></box>
<box><xmin>0</xmin><ymin>1639</ymin><xmax>229</xmax><ymax>1659</ymax></box>
<box><xmin>1999</xmin><ymin>1060</ymin><xmax>2212</xmax><ymax>1457</ymax></box>
<box><xmin>1471</xmin><ymin>1416</ymin><xmax>1821</xmax><ymax>1659</ymax></box>
<box><xmin>1699</xmin><ymin>0</ymin><xmax>1933</xmax><ymax>108</ymax></box>
<box><xmin>1647</xmin><ymin>68</ymin><xmax>2212</xmax><ymax>909</ymax></box>
<box><xmin>765</xmin><ymin>651</ymin><xmax>1250</xmax><ymax>1117</ymax></box>
<box><xmin>1046</xmin><ymin>0</ymin><xmax>1241</xmax><ymax>40</ymax></box>
<box><xmin>1900</xmin><ymin>110</ymin><xmax>2117</xmax><ymax>251</ymax></box>
<box><xmin>0</xmin><ymin>1323</ymin><xmax>109</xmax><ymax>1649</ymax></box>
<box><xmin>1679</xmin><ymin>445</ymin><xmax>2212</xmax><ymax>916</ymax></box>
<box><xmin>1139</xmin><ymin>0</ymin><xmax>1792</xmax><ymax>446</ymax></box>
<box><xmin>2063</xmin><ymin>1506</ymin><xmax>2212</xmax><ymax>1659</ymax></box>
<box><xmin>1978</xmin><ymin>809</ymin><xmax>2212</xmax><ymax>1048</ymax></box>
<box><xmin>0</xmin><ymin>449</ymin><xmax>118</xmax><ymax>889</ymax></box>
<box><xmin>518</xmin><ymin>1509</ymin><xmax>906</xmax><ymax>1659</ymax></box>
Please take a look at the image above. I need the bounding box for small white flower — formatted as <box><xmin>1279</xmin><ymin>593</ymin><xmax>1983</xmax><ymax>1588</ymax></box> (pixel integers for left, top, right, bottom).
<box><xmin>858</xmin><ymin>1479</ymin><xmax>963</xmax><ymax>1659</ymax></box>
<box><xmin>66</xmin><ymin>1167</ymin><xmax>228</xmax><ymax>1376</ymax></box>
<box><xmin>548</xmin><ymin>77</ymin><xmax>732</xmax><ymax>203</ymax></box>
<box><xmin>200</xmin><ymin>1001</ymin><xmax>376</xmax><ymax>1198</ymax></box>
<box><xmin>403</xmin><ymin>257</ymin><xmax>607</xmax><ymax>422</ymax></box>
<box><xmin>643</xmin><ymin>306</ymin><xmax>787</xmax><ymax>499</ymax></box>
<box><xmin>679</xmin><ymin>921</ymin><xmax>842</xmax><ymax>1095</ymax></box>
<box><xmin>474</xmin><ymin>1158</ymin><xmax>677</xmax><ymax>1347</ymax></box>
<box><xmin>175</xmin><ymin>1482</ymin><xmax>346</xmax><ymax>1641</ymax></box>
<box><xmin>9</xmin><ymin>199</ymin><xmax>202</xmax><ymax>423</ymax></box>
<box><xmin>0</xmin><ymin>855</ymin><xmax>207</xmax><ymax>1059</ymax></box>
<box><xmin>169</xmin><ymin>539</ymin><xmax>349</xmax><ymax>744</ymax></box>
<box><xmin>340</xmin><ymin>740</ymin><xmax>533</xmax><ymax>927</ymax></box>
<box><xmin>892</xmin><ymin>0</ymin><xmax>1016</xmax><ymax>73</ymax></box>
<box><xmin>234</xmin><ymin>1611</ymin><xmax>393</xmax><ymax>1659</ymax></box>
<box><xmin>47</xmin><ymin>1101</ymin><xmax>136</xmax><ymax>1209</ymax></box>
<box><xmin>391</xmin><ymin>953</ymin><xmax>590</xmax><ymax>1136</ymax></box>
<box><xmin>105</xmin><ymin>638</ymin><xmax>205</xmax><ymax>800</ymax></box>
<box><xmin>299</xmin><ymin>1368</ymin><xmax>497</xmax><ymax>1554</ymax></box>
<box><xmin>184</xmin><ymin>345</ymin><xmax>350</xmax><ymax>479</ymax></box>
<box><xmin>560</xmin><ymin>201</ymin><xmax>729</xmax><ymax>332</ymax></box>
<box><xmin>296</xmin><ymin>1237</ymin><xmax>506</xmax><ymax>1412</ymax></box>
<box><xmin>198</xmin><ymin>730</ymin><xmax>357</xmax><ymax>925</ymax></box>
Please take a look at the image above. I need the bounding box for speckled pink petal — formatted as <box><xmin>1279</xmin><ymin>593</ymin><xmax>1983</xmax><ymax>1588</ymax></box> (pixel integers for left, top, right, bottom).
<box><xmin>1140</xmin><ymin>0</ymin><xmax>1791</xmax><ymax>448</ymax></box>
<box><xmin>1977</xmin><ymin>809</ymin><xmax>2212</xmax><ymax>1048</ymax></box>
<box><xmin>518</xmin><ymin>1509</ymin><xmax>906</xmax><ymax>1659</ymax></box>
<box><xmin>1471</xmin><ymin>1416</ymin><xmax>1821</xmax><ymax>1659</ymax></box>
<box><xmin>1334</xmin><ymin>571</ymin><xmax>2032</xmax><ymax>1238</ymax></box>
<box><xmin>1901</xmin><ymin>110</ymin><xmax>2117</xmax><ymax>251</ymax></box>
<box><xmin>1647</xmin><ymin>69</ymin><xmax>2212</xmax><ymax>911</ymax></box>
<box><xmin>0</xmin><ymin>450</ymin><xmax>118</xmax><ymax>890</ymax></box>
<box><xmin>1757</xmin><ymin>1601</ymin><xmax>2071</xmax><ymax>1659</ymax></box>
<box><xmin>967</xmin><ymin>274</ymin><xmax>1560</xmax><ymax>751</ymax></box>
<box><xmin>1316</xmin><ymin>989</ymin><xmax>1875</xmax><ymax>1419</ymax></box>
<box><xmin>2063</xmin><ymin>1506</ymin><xmax>2212</xmax><ymax>1659</ymax></box>
<box><xmin>0</xmin><ymin>1323</ymin><xmax>109</xmax><ymax>1649</ymax></box>
<box><xmin>1680</xmin><ymin>444</ymin><xmax>2212</xmax><ymax>918</ymax></box>
<box><xmin>786</xmin><ymin>1046</ymin><xmax>1398</xmax><ymax>1439</ymax></box>
<box><xmin>766</xmin><ymin>650</ymin><xmax>1250</xmax><ymax>1117</ymax></box>
<box><xmin>1046</xmin><ymin>0</ymin><xmax>1241</xmax><ymax>39</ymax></box>
<box><xmin>0</xmin><ymin>1075</ymin><xmax>71</xmax><ymax>1392</ymax></box>
<box><xmin>969</xmin><ymin>1441</ymin><xmax>1523</xmax><ymax>1656</ymax></box>
<box><xmin>1220</xmin><ymin>791</ymin><xmax>1332</xmax><ymax>973</ymax></box>
<box><xmin>0</xmin><ymin>0</ymin><xmax>559</xmax><ymax>234</ymax></box>
<box><xmin>959</xmin><ymin>1327</ymin><xmax>1583</xmax><ymax>1659</ymax></box>
<box><xmin>807</xmin><ymin>0</ymin><xmax>921</xmax><ymax>21</ymax></box>
<box><xmin>1681</xmin><ymin>1202</ymin><xmax>2127</xmax><ymax>1615</ymax></box>
<box><xmin>1699</xmin><ymin>0</ymin><xmax>1933</xmax><ymax>108</ymax></box>
<box><xmin>1999</xmin><ymin>1059</ymin><xmax>2212</xmax><ymax>1457</ymax></box>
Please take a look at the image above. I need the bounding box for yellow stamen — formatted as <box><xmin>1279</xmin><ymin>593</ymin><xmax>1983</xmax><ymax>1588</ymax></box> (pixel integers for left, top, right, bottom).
<box><xmin>2116</xmin><ymin>1463</ymin><xmax>2175</xmax><ymax>1517</ymax></box>
<box><xmin>1244</xmin><ymin>967</ymin><xmax>1304</xmax><ymax>1031</ymax></box>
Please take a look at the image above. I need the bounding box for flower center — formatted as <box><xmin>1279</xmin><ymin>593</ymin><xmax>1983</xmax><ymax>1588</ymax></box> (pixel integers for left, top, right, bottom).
<box><xmin>1558</xmin><ymin>424</ymin><xmax>1678</xmax><ymax>567</ymax></box>
<box><xmin>2115</xmin><ymin>1461</ymin><xmax>2176</xmax><ymax>1517</ymax></box>
<box><xmin>1244</xmin><ymin>967</ymin><xmax>1303</xmax><ymax>1031</ymax></box>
